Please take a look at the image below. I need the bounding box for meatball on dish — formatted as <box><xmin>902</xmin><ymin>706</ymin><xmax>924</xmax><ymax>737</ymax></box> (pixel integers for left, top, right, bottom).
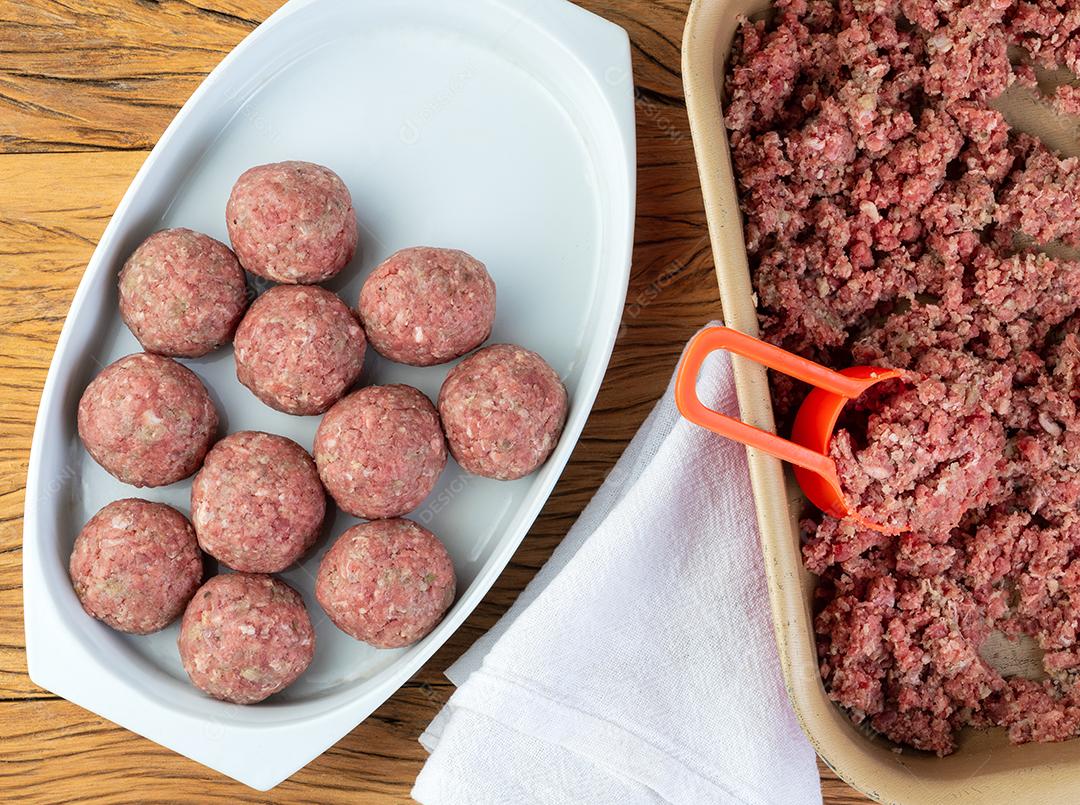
<box><xmin>178</xmin><ymin>573</ymin><xmax>315</xmax><ymax>704</ymax></box>
<box><xmin>191</xmin><ymin>431</ymin><xmax>325</xmax><ymax>573</ymax></box>
<box><xmin>315</xmin><ymin>519</ymin><xmax>456</xmax><ymax>649</ymax></box>
<box><xmin>314</xmin><ymin>384</ymin><xmax>446</xmax><ymax>520</ymax></box>
<box><xmin>226</xmin><ymin>160</ymin><xmax>358</xmax><ymax>284</ymax></box>
<box><xmin>438</xmin><ymin>344</ymin><xmax>567</xmax><ymax>480</ymax></box>
<box><xmin>233</xmin><ymin>285</ymin><xmax>366</xmax><ymax>416</ymax></box>
<box><xmin>118</xmin><ymin>227</ymin><xmax>248</xmax><ymax>358</ymax></box>
<box><xmin>70</xmin><ymin>499</ymin><xmax>203</xmax><ymax>634</ymax></box>
<box><xmin>77</xmin><ymin>353</ymin><xmax>219</xmax><ymax>487</ymax></box>
<box><xmin>358</xmin><ymin>246</ymin><xmax>496</xmax><ymax>366</ymax></box>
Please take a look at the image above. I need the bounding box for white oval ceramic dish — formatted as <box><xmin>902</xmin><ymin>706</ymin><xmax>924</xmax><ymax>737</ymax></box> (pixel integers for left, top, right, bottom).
<box><xmin>22</xmin><ymin>0</ymin><xmax>635</xmax><ymax>790</ymax></box>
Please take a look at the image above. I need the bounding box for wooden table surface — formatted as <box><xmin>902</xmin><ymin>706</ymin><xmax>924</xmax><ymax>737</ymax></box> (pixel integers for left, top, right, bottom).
<box><xmin>0</xmin><ymin>1</ymin><xmax>869</xmax><ymax>802</ymax></box>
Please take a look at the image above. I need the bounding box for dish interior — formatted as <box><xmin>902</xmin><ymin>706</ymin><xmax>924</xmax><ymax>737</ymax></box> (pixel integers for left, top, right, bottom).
<box><xmin>36</xmin><ymin>0</ymin><xmax>630</xmax><ymax>725</ymax></box>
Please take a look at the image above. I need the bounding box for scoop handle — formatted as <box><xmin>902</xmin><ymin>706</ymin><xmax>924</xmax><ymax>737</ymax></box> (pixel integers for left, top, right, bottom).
<box><xmin>674</xmin><ymin>326</ymin><xmax>843</xmax><ymax>478</ymax></box>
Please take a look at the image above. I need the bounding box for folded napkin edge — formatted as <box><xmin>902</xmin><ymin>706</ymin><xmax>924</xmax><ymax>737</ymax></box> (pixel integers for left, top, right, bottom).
<box><xmin>447</xmin><ymin>666</ymin><xmax>780</xmax><ymax>805</ymax></box>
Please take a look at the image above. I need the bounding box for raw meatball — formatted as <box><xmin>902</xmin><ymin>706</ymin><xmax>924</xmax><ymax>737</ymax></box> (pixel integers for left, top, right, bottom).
<box><xmin>78</xmin><ymin>353</ymin><xmax>219</xmax><ymax>487</ymax></box>
<box><xmin>233</xmin><ymin>285</ymin><xmax>366</xmax><ymax>415</ymax></box>
<box><xmin>226</xmin><ymin>161</ymin><xmax>358</xmax><ymax>284</ymax></box>
<box><xmin>358</xmin><ymin>247</ymin><xmax>496</xmax><ymax>366</ymax></box>
<box><xmin>178</xmin><ymin>573</ymin><xmax>315</xmax><ymax>705</ymax></box>
<box><xmin>313</xmin><ymin>385</ymin><xmax>446</xmax><ymax>519</ymax></box>
<box><xmin>315</xmin><ymin>519</ymin><xmax>455</xmax><ymax>649</ymax></box>
<box><xmin>69</xmin><ymin>499</ymin><xmax>202</xmax><ymax>634</ymax></box>
<box><xmin>191</xmin><ymin>432</ymin><xmax>325</xmax><ymax>573</ymax></box>
<box><xmin>438</xmin><ymin>344</ymin><xmax>568</xmax><ymax>480</ymax></box>
<box><xmin>118</xmin><ymin>228</ymin><xmax>248</xmax><ymax>358</ymax></box>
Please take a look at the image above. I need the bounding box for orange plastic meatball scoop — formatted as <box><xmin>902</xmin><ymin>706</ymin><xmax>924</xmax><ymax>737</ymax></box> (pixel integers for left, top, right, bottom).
<box><xmin>675</xmin><ymin>326</ymin><xmax>904</xmax><ymax>534</ymax></box>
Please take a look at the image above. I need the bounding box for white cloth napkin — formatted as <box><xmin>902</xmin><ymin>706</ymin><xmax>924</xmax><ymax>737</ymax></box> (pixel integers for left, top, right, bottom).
<box><xmin>413</xmin><ymin>328</ymin><xmax>821</xmax><ymax>805</ymax></box>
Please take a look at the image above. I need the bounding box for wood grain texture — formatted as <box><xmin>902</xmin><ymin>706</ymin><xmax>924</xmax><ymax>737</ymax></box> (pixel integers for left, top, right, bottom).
<box><xmin>0</xmin><ymin>1</ymin><xmax>868</xmax><ymax>802</ymax></box>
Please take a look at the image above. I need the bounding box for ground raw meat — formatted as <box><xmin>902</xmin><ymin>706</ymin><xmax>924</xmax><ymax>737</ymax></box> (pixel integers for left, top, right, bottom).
<box><xmin>70</xmin><ymin>499</ymin><xmax>203</xmax><ymax>634</ymax></box>
<box><xmin>118</xmin><ymin>228</ymin><xmax>248</xmax><ymax>358</ymax></box>
<box><xmin>1054</xmin><ymin>84</ymin><xmax>1080</xmax><ymax>117</ymax></box>
<box><xmin>178</xmin><ymin>573</ymin><xmax>315</xmax><ymax>704</ymax></box>
<box><xmin>998</xmin><ymin>148</ymin><xmax>1080</xmax><ymax>248</ymax></box>
<box><xmin>313</xmin><ymin>385</ymin><xmax>446</xmax><ymax>519</ymax></box>
<box><xmin>358</xmin><ymin>247</ymin><xmax>496</xmax><ymax>366</ymax></box>
<box><xmin>726</xmin><ymin>0</ymin><xmax>1080</xmax><ymax>754</ymax></box>
<box><xmin>438</xmin><ymin>344</ymin><xmax>568</xmax><ymax>481</ymax></box>
<box><xmin>78</xmin><ymin>353</ymin><xmax>219</xmax><ymax>487</ymax></box>
<box><xmin>226</xmin><ymin>161</ymin><xmax>358</xmax><ymax>284</ymax></box>
<box><xmin>191</xmin><ymin>431</ymin><xmax>325</xmax><ymax>573</ymax></box>
<box><xmin>831</xmin><ymin>377</ymin><xmax>1007</xmax><ymax>535</ymax></box>
<box><xmin>315</xmin><ymin>519</ymin><xmax>455</xmax><ymax>649</ymax></box>
<box><xmin>233</xmin><ymin>285</ymin><xmax>366</xmax><ymax>416</ymax></box>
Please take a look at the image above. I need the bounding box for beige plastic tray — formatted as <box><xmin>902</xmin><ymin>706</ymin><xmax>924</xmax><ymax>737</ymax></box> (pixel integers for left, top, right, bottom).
<box><xmin>682</xmin><ymin>1</ymin><xmax>1080</xmax><ymax>802</ymax></box>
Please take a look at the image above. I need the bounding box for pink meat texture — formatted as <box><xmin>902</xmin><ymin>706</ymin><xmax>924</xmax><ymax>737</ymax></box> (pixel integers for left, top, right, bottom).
<box><xmin>314</xmin><ymin>384</ymin><xmax>447</xmax><ymax>520</ymax></box>
<box><xmin>178</xmin><ymin>573</ymin><xmax>315</xmax><ymax>705</ymax></box>
<box><xmin>226</xmin><ymin>160</ymin><xmax>358</xmax><ymax>284</ymax></box>
<box><xmin>118</xmin><ymin>228</ymin><xmax>248</xmax><ymax>358</ymax></box>
<box><xmin>315</xmin><ymin>519</ymin><xmax>456</xmax><ymax>649</ymax></box>
<box><xmin>191</xmin><ymin>431</ymin><xmax>326</xmax><ymax>573</ymax></box>
<box><xmin>70</xmin><ymin>499</ymin><xmax>203</xmax><ymax>634</ymax></box>
<box><xmin>438</xmin><ymin>344</ymin><xmax>568</xmax><ymax>480</ymax></box>
<box><xmin>358</xmin><ymin>246</ymin><xmax>496</xmax><ymax>366</ymax></box>
<box><xmin>830</xmin><ymin>376</ymin><xmax>1007</xmax><ymax>535</ymax></box>
<box><xmin>233</xmin><ymin>284</ymin><xmax>366</xmax><ymax>416</ymax></box>
<box><xmin>727</xmin><ymin>0</ymin><xmax>1080</xmax><ymax>754</ymax></box>
<box><xmin>77</xmin><ymin>353</ymin><xmax>219</xmax><ymax>487</ymax></box>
